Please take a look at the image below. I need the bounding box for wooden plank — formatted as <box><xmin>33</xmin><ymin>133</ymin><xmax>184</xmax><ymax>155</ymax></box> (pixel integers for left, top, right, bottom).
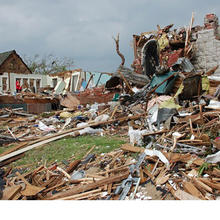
<box><xmin>2</xmin><ymin>185</ymin><xmax>22</xmax><ymax>200</ymax></box>
<box><xmin>110</xmin><ymin>105</ymin><xmax>119</xmax><ymax>120</ymax></box>
<box><xmin>46</xmin><ymin>171</ymin><xmax>129</xmax><ymax>200</ymax></box>
<box><xmin>121</xmin><ymin>144</ymin><xmax>145</xmax><ymax>153</ymax></box>
<box><xmin>174</xmin><ymin>189</ymin><xmax>199</xmax><ymax>200</ymax></box>
<box><xmin>0</xmin><ymin>153</ymin><xmax>25</xmax><ymax>168</ymax></box>
<box><xmin>182</xmin><ymin>181</ymin><xmax>206</xmax><ymax>200</ymax></box>
<box><xmin>192</xmin><ymin>178</ymin><xmax>213</xmax><ymax>193</ymax></box>
<box><xmin>41</xmin><ymin>181</ymin><xmax>66</xmax><ymax>194</ymax></box>
<box><xmin>155</xmin><ymin>174</ymin><xmax>170</xmax><ymax>185</ymax></box>
<box><xmin>212</xmin><ymin>168</ymin><xmax>220</xmax><ymax>177</ymax></box>
<box><xmin>0</xmin><ymin>142</ymin><xmax>28</xmax><ymax>157</ymax></box>
<box><xmin>199</xmin><ymin>178</ymin><xmax>220</xmax><ymax>191</ymax></box>
<box><xmin>61</xmin><ymin>189</ymin><xmax>102</xmax><ymax>200</ymax></box>
<box><xmin>140</xmin><ymin>167</ymin><xmax>147</xmax><ymax>184</ymax></box>
<box><xmin>16</xmin><ymin>172</ymin><xmax>45</xmax><ymax>196</ymax></box>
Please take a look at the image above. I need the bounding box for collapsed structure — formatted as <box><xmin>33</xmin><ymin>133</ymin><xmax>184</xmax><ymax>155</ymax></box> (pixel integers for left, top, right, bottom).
<box><xmin>0</xmin><ymin>13</ymin><xmax>220</xmax><ymax>200</ymax></box>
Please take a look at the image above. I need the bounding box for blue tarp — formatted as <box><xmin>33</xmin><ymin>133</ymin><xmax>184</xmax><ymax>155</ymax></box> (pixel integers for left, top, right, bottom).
<box><xmin>150</xmin><ymin>71</ymin><xmax>178</xmax><ymax>94</ymax></box>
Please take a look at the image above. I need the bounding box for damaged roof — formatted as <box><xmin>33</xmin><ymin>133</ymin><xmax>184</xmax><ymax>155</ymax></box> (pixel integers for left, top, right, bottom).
<box><xmin>0</xmin><ymin>50</ymin><xmax>15</xmax><ymax>66</ymax></box>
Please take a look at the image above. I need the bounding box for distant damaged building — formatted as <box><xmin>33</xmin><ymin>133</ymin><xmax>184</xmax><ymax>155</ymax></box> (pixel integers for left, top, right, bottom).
<box><xmin>0</xmin><ymin>50</ymin><xmax>45</xmax><ymax>93</ymax></box>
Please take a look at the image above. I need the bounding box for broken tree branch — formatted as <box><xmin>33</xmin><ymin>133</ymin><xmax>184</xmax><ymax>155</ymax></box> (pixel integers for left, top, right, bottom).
<box><xmin>113</xmin><ymin>33</ymin><xmax>125</xmax><ymax>66</ymax></box>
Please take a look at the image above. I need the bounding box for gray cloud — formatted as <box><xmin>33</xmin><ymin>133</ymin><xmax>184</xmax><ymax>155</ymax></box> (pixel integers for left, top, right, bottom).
<box><xmin>0</xmin><ymin>0</ymin><xmax>219</xmax><ymax>72</ymax></box>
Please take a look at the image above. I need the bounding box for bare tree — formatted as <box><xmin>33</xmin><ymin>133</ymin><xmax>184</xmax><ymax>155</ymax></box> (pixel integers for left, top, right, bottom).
<box><xmin>23</xmin><ymin>54</ymin><xmax>74</xmax><ymax>75</ymax></box>
<box><xmin>113</xmin><ymin>33</ymin><xmax>125</xmax><ymax>67</ymax></box>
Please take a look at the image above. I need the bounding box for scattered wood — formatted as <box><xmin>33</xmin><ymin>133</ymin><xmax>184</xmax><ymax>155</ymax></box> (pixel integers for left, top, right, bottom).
<box><xmin>1</xmin><ymin>185</ymin><xmax>22</xmax><ymax>200</ymax></box>
<box><xmin>46</xmin><ymin>171</ymin><xmax>129</xmax><ymax>200</ymax></box>
<box><xmin>182</xmin><ymin>181</ymin><xmax>206</xmax><ymax>200</ymax></box>
<box><xmin>173</xmin><ymin>189</ymin><xmax>200</xmax><ymax>200</ymax></box>
<box><xmin>16</xmin><ymin>172</ymin><xmax>45</xmax><ymax>196</ymax></box>
<box><xmin>121</xmin><ymin>144</ymin><xmax>145</xmax><ymax>153</ymax></box>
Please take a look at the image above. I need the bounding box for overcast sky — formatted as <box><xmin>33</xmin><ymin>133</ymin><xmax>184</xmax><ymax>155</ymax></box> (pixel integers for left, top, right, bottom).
<box><xmin>0</xmin><ymin>0</ymin><xmax>219</xmax><ymax>72</ymax></box>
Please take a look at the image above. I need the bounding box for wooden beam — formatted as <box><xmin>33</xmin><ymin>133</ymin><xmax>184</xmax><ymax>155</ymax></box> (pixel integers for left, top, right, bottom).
<box><xmin>121</xmin><ymin>144</ymin><xmax>145</xmax><ymax>153</ymax></box>
<box><xmin>61</xmin><ymin>189</ymin><xmax>102</xmax><ymax>200</ymax></box>
<box><xmin>46</xmin><ymin>171</ymin><xmax>129</xmax><ymax>200</ymax></box>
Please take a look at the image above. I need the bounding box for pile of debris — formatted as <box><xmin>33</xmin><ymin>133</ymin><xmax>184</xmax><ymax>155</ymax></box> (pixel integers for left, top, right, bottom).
<box><xmin>0</xmin><ymin>13</ymin><xmax>220</xmax><ymax>200</ymax></box>
<box><xmin>1</xmin><ymin>141</ymin><xmax>220</xmax><ymax>200</ymax></box>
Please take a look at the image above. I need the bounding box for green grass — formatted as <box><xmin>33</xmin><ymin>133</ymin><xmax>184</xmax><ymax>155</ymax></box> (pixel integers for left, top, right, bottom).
<box><xmin>10</xmin><ymin>135</ymin><xmax>126</xmax><ymax>169</ymax></box>
<box><xmin>0</xmin><ymin>144</ymin><xmax>15</xmax><ymax>155</ymax></box>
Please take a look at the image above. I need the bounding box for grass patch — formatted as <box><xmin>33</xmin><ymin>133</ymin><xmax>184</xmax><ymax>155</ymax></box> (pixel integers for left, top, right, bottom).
<box><xmin>11</xmin><ymin>135</ymin><xmax>126</xmax><ymax>169</ymax></box>
<box><xmin>0</xmin><ymin>144</ymin><xmax>15</xmax><ymax>155</ymax></box>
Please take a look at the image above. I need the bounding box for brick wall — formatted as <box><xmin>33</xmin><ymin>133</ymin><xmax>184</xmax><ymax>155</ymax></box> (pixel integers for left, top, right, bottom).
<box><xmin>192</xmin><ymin>16</ymin><xmax>220</xmax><ymax>76</ymax></box>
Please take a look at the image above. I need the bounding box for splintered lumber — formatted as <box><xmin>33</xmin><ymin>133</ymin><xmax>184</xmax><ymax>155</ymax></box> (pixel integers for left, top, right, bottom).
<box><xmin>65</xmin><ymin>160</ymin><xmax>81</xmax><ymax>174</ymax></box>
<box><xmin>182</xmin><ymin>181</ymin><xmax>206</xmax><ymax>200</ymax></box>
<box><xmin>0</xmin><ymin>114</ymin><xmax>144</xmax><ymax>163</ymax></box>
<box><xmin>46</xmin><ymin>171</ymin><xmax>129</xmax><ymax>200</ymax></box>
<box><xmin>192</xmin><ymin>178</ymin><xmax>213</xmax><ymax>193</ymax></box>
<box><xmin>121</xmin><ymin>144</ymin><xmax>145</xmax><ymax>153</ymax></box>
<box><xmin>97</xmin><ymin>162</ymin><xmax>134</xmax><ymax>175</ymax></box>
<box><xmin>212</xmin><ymin>168</ymin><xmax>220</xmax><ymax>177</ymax></box>
<box><xmin>16</xmin><ymin>172</ymin><xmax>45</xmax><ymax>196</ymax></box>
<box><xmin>60</xmin><ymin>189</ymin><xmax>102</xmax><ymax>200</ymax></box>
<box><xmin>1</xmin><ymin>185</ymin><xmax>22</xmax><ymax>200</ymax></box>
<box><xmin>173</xmin><ymin>189</ymin><xmax>200</xmax><ymax>200</ymax></box>
<box><xmin>41</xmin><ymin>181</ymin><xmax>66</xmax><ymax>194</ymax></box>
<box><xmin>155</xmin><ymin>174</ymin><xmax>170</xmax><ymax>185</ymax></box>
<box><xmin>198</xmin><ymin>178</ymin><xmax>220</xmax><ymax>191</ymax></box>
<box><xmin>110</xmin><ymin>104</ymin><xmax>119</xmax><ymax>120</ymax></box>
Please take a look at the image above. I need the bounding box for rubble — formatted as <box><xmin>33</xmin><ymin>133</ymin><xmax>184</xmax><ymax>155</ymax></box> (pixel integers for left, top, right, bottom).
<box><xmin>0</xmin><ymin>13</ymin><xmax>220</xmax><ymax>200</ymax></box>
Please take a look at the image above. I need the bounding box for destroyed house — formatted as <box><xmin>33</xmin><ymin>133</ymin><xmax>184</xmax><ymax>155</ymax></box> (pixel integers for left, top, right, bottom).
<box><xmin>49</xmin><ymin>69</ymin><xmax>112</xmax><ymax>94</ymax></box>
<box><xmin>131</xmin><ymin>14</ymin><xmax>220</xmax><ymax>78</ymax></box>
